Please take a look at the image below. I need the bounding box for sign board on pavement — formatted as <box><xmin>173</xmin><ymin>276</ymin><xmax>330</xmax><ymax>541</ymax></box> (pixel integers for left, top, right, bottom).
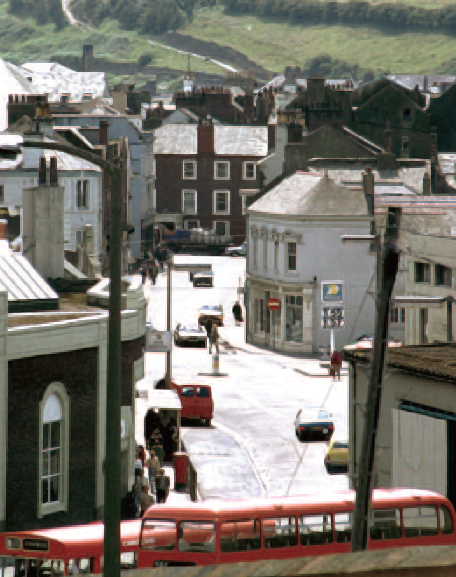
<box><xmin>321</xmin><ymin>281</ymin><xmax>343</xmax><ymax>303</ymax></box>
<box><xmin>145</xmin><ymin>323</ymin><xmax>172</xmax><ymax>352</ymax></box>
<box><xmin>321</xmin><ymin>306</ymin><xmax>345</xmax><ymax>329</ymax></box>
<box><xmin>267</xmin><ymin>298</ymin><xmax>281</xmax><ymax>310</ymax></box>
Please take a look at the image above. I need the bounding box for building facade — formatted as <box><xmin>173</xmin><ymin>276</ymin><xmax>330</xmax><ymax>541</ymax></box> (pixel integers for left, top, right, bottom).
<box><xmin>153</xmin><ymin>120</ymin><xmax>268</xmax><ymax>243</ymax></box>
<box><xmin>245</xmin><ymin>172</ymin><xmax>376</xmax><ymax>353</ymax></box>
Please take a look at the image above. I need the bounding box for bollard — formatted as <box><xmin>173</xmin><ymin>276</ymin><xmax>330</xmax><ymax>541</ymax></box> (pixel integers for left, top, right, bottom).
<box><xmin>198</xmin><ymin>352</ymin><xmax>228</xmax><ymax>377</ymax></box>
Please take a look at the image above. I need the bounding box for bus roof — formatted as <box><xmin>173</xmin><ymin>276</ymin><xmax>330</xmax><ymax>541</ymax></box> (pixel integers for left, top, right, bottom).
<box><xmin>143</xmin><ymin>488</ymin><xmax>448</xmax><ymax>520</ymax></box>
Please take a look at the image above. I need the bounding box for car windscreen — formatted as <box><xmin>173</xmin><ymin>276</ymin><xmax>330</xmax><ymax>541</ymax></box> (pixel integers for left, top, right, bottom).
<box><xmin>302</xmin><ymin>409</ymin><xmax>330</xmax><ymax>421</ymax></box>
<box><xmin>181</xmin><ymin>327</ymin><xmax>203</xmax><ymax>333</ymax></box>
<box><xmin>181</xmin><ymin>387</ymin><xmax>194</xmax><ymax>397</ymax></box>
<box><xmin>333</xmin><ymin>441</ymin><xmax>348</xmax><ymax>449</ymax></box>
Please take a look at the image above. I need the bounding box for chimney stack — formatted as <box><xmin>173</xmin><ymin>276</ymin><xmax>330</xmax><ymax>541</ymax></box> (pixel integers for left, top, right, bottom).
<box><xmin>39</xmin><ymin>157</ymin><xmax>47</xmax><ymax>185</ymax></box>
<box><xmin>197</xmin><ymin>118</ymin><xmax>214</xmax><ymax>154</ymax></box>
<box><xmin>82</xmin><ymin>44</ymin><xmax>94</xmax><ymax>71</ymax></box>
<box><xmin>99</xmin><ymin>119</ymin><xmax>109</xmax><ymax>145</ymax></box>
<box><xmin>50</xmin><ymin>157</ymin><xmax>58</xmax><ymax>186</ymax></box>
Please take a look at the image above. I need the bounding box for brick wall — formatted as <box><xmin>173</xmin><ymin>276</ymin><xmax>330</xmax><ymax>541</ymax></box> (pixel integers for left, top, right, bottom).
<box><xmin>121</xmin><ymin>336</ymin><xmax>145</xmax><ymax>406</ymax></box>
<box><xmin>6</xmin><ymin>348</ymin><xmax>98</xmax><ymax>531</ymax></box>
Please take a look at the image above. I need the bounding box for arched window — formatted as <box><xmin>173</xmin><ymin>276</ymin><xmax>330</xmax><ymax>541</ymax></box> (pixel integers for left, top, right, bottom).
<box><xmin>39</xmin><ymin>383</ymin><xmax>70</xmax><ymax>517</ymax></box>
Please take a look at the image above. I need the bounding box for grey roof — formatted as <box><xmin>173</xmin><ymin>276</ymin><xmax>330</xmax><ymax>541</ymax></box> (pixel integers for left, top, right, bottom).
<box><xmin>0</xmin><ymin>247</ymin><xmax>59</xmax><ymax>304</ymax></box>
<box><xmin>387</xmin><ymin>74</ymin><xmax>456</xmax><ymax>91</ymax></box>
<box><xmin>153</xmin><ymin>124</ymin><xmax>268</xmax><ymax>156</ymax></box>
<box><xmin>248</xmin><ymin>172</ymin><xmax>369</xmax><ymax>216</ymax></box>
<box><xmin>306</xmin><ymin>162</ymin><xmax>430</xmax><ymax>194</ymax></box>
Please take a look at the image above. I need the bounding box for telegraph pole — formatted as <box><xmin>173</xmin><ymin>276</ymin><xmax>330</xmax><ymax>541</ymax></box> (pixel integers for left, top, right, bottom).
<box><xmin>351</xmin><ymin>207</ymin><xmax>401</xmax><ymax>552</ymax></box>
<box><xmin>165</xmin><ymin>258</ymin><xmax>173</xmax><ymax>389</ymax></box>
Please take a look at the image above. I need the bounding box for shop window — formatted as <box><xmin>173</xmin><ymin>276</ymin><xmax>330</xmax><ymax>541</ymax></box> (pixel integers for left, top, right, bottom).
<box><xmin>300</xmin><ymin>514</ymin><xmax>333</xmax><ymax>546</ymax></box>
<box><xmin>221</xmin><ymin>519</ymin><xmax>261</xmax><ymax>552</ymax></box>
<box><xmin>403</xmin><ymin>506</ymin><xmax>438</xmax><ymax>538</ymax></box>
<box><xmin>335</xmin><ymin>512</ymin><xmax>353</xmax><ymax>543</ymax></box>
<box><xmin>369</xmin><ymin>509</ymin><xmax>402</xmax><ymax>540</ymax></box>
<box><xmin>263</xmin><ymin>517</ymin><xmax>298</xmax><ymax>549</ymax></box>
<box><xmin>178</xmin><ymin>521</ymin><xmax>216</xmax><ymax>553</ymax></box>
<box><xmin>285</xmin><ymin>295</ymin><xmax>303</xmax><ymax>343</ymax></box>
<box><xmin>435</xmin><ymin>264</ymin><xmax>452</xmax><ymax>287</ymax></box>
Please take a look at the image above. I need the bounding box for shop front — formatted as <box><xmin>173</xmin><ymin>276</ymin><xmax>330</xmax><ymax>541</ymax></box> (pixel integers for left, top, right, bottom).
<box><xmin>246</xmin><ymin>277</ymin><xmax>315</xmax><ymax>353</ymax></box>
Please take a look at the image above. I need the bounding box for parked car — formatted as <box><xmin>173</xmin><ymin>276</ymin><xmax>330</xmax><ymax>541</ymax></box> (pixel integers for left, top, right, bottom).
<box><xmin>193</xmin><ymin>270</ymin><xmax>214</xmax><ymax>287</ymax></box>
<box><xmin>174</xmin><ymin>323</ymin><xmax>207</xmax><ymax>347</ymax></box>
<box><xmin>198</xmin><ymin>304</ymin><xmax>224</xmax><ymax>328</ymax></box>
<box><xmin>295</xmin><ymin>407</ymin><xmax>335</xmax><ymax>443</ymax></box>
<box><xmin>324</xmin><ymin>439</ymin><xmax>349</xmax><ymax>474</ymax></box>
<box><xmin>225</xmin><ymin>240</ymin><xmax>247</xmax><ymax>257</ymax></box>
<box><xmin>154</xmin><ymin>378</ymin><xmax>213</xmax><ymax>426</ymax></box>
<box><xmin>344</xmin><ymin>334</ymin><xmax>402</xmax><ymax>350</ymax></box>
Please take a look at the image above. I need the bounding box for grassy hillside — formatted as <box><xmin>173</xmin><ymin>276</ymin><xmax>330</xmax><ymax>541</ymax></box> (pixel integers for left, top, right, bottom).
<box><xmin>180</xmin><ymin>6</ymin><xmax>456</xmax><ymax>76</ymax></box>
<box><xmin>3</xmin><ymin>0</ymin><xmax>456</xmax><ymax>86</ymax></box>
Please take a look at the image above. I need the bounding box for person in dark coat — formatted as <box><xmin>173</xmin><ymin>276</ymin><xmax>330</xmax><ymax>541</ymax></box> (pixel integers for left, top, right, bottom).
<box><xmin>155</xmin><ymin>469</ymin><xmax>171</xmax><ymax>504</ymax></box>
<box><xmin>232</xmin><ymin>301</ymin><xmax>243</xmax><ymax>325</ymax></box>
<box><xmin>149</xmin><ymin>260</ymin><xmax>158</xmax><ymax>285</ymax></box>
<box><xmin>140</xmin><ymin>263</ymin><xmax>147</xmax><ymax>285</ymax></box>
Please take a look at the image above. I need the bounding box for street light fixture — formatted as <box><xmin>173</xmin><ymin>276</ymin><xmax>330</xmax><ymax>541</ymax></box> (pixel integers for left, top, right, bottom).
<box><xmin>19</xmin><ymin>137</ymin><xmax>123</xmax><ymax>577</ymax></box>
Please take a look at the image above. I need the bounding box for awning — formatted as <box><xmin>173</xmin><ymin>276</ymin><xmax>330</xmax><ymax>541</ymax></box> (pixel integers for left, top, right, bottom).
<box><xmin>137</xmin><ymin>381</ymin><xmax>182</xmax><ymax>412</ymax></box>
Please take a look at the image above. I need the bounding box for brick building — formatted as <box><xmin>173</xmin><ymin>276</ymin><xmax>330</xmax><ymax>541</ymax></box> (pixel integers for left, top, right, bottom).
<box><xmin>152</xmin><ymin>119</ymin><xmax>269</xmax><ymax>243</ymax></box>
<box><xmin>0</xmin><ymin>253</ymin><xmax>147</xmax><ymax>531</ymax></box>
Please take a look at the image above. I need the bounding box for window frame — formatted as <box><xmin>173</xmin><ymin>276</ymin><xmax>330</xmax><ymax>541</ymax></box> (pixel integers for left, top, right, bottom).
<box><xmin>182</xmin><ymin>160</ymin><xmax>197</xmax><ymax>180</ymax></box>
<box><xmin>184</xmin><ymin>219</ymin><xmax>200</xmax><ymax>230</ymax></box>
<box><xmin>181</xmin><ymin>189</ymin><xmax>197</xmax><ymax>215</ymax></box>
<box><xmin>435</xmin><ymin>264</ymin><xmax>452</xmax><ymax>288</ymax></box>
<box><xmin>38</xmin><ymin>382</ymin><xmax>70</xmax><ymax>518</ymax></box>
<box><xmin>415</xmin><ymin>261</ymin><xmax>431</xmax><ymax>284</ymax></box>
<box><xmin>243</xmin><ymin>162</ymin><xmax>256</xmax><ymax>181</ymax></box>
<box><xmin>77</xmin><ymin>179</ymin><xmax>90</xmax><ymax>210</ymax></box>
<box><xmin>212</xmin><ymin>220</ymin><xmax>230</xmax><ymax>237</ymax></box>
<box><xmin>286</xmin><ymin>241</ymin><xmax>297</xmax><ymax>272</ymax></box>
<box><xmin>213</xmin><ymin>190</ymin><xmax>231</xmax><ymax>215</ymax></box>
<box><xmin>214</xmin><ymin>161</ymin><xmax>230</xmax><ymax>181</ymax></box>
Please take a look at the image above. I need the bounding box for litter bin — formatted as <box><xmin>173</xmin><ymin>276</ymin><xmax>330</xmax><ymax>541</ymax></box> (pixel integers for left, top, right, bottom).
<box><xmin>173</xmin><ymin>452</ymin><xmax>188</xmax><ymax>492</ymax></box>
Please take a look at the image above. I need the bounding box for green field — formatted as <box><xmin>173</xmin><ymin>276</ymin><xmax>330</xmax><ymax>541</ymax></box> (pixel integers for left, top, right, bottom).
<box><xmin>181</xmin><ymin>6</ymin><xmax>456</xmax><ymax>75</ymax></box>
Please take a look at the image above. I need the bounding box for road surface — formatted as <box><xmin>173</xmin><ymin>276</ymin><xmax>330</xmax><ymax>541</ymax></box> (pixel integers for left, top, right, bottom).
<box><xmin>141</xmin><ymin>254</ymin><xmax>349</xmax><ymax>498</ymax></box>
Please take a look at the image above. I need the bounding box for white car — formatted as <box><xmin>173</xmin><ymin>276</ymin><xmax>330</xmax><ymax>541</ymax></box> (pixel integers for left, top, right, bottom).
<box><xmin>174</xmin><ymin>323</ymin><xmax>207</xmax><ymax>347</ymax></box>
<box><xmin>295</xmin><ymin>407</ymin><xmax>335</xmax><ymax>443</ymax></box>
<box><xmin>225</xmin><ymin>241</ymin><xmax>246</xmax><ymax>257</ymax></box>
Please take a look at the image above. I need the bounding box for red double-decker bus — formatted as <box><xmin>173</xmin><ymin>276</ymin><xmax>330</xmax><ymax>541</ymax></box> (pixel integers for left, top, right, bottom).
<box><xmin>0</xmin><ymin>488</ymin><xmax>454</xmax><ymax>575</ymax></box>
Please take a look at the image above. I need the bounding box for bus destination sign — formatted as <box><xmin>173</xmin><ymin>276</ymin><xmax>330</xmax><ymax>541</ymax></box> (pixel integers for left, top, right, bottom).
<box><xmin>23</xmin><ymin>539</ymin><xmax>49</xmax><ymax>551</ymax></box>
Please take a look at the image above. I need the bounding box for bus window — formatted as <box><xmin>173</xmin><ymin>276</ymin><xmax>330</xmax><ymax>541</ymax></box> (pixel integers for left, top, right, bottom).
<box><xmin>299</xmin><ymin>514</ymin><xmax>333</xmax><ymax>546</ymax></box>
<box><xmin>263</xmin><ymin>517</ymin><xmax>298</xmax><ymax>549</ymax></box>
<box><xmin>440</xmin><ymin>506</ymin><xmax>454</xmax><ymax>534</ymax></box>
<box><xmin>220</xmin><ymin>519</ymin><xmax>260</xmax><ymax>552</ymax></box>
<box><xmin>178</xmin><ymin>522</ymin><xmax>216</xmax><ymax>553</ymax></box>
<box><xmin>369</xmin><ymin>508</ymin><xmax>401</xmax><ymax>540</ymax></box>
<box><xmin>335</xmin><ymin>512</ymin><xmax>353</xmax><ymax>543</ymax></box>
<box><xmin>403</xmin><ymin>506</ymin><xmax>438</xmax><ymax>538</ymax></box>
<box><xmin>141</xmin><ymin>520</ymin><xmax>176</xmax><ymax>550</ymax></box>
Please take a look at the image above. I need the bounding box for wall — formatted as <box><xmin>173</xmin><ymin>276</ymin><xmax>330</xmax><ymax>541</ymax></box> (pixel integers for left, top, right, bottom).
<box><xmin>247</xmin><ymin>214</ymin><xmax>376</xmax><ymax>350</ymax></box>
<box><xmin>349</xmin><ymin>363</ymin><xmax>456</xmax><ymax>492</ymax></box>
<box><xmin>155</xmin><ymin>153</ymin><xmax>261</xmax><ymax>242</ymax></box>
<box><xmin>257</xmin><ymin>125</ymin><xmax>288</xmax><ymax>187</ymax></box>
<box><xmin>6</xmin><ymin>347</ymin><xmax>98</xmax><ymax>530</ymax></box>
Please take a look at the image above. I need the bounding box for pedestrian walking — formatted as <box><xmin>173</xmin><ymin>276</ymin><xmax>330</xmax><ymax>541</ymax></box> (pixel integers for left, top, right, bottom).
<box><xmin>232</xmin><ymin>301</ymin><xmax>243</xmax><ymax>326</ymax></box>
<box><xmin>150</xmin><ymin>429</ymin><xmax>165</xmax><ymax>467</ymax></box>
<box><xmin>330</xmin><ymin>349</ymin><xmax>343</xmax><ymax>381</ymax></box>
<box><xmin>149</xmin><ymin>259</ymin><xmax>158</xmax><ymax>285</ymax></box>
<box><xmin>208</xmin><ymin>322</ymin><xmax>220</xmax><ymax>355</ymax></box>
<box><xmin>140</xmin><ymin>263</ymin><xmax>147</xmax><ymax>285</ymax></box>
<box><xmin>145</xmin><ymin>450</ymin><xmax>160</xmax><ymax>493</ymax></box>
<box><xmin>204</xmin><ymin>318</ymin><xmax>213</xmax><ymax>338</ymax></box>
<box><xmin>139</xmin><ymin>482</ymin><xmax>155</xmax><ymax>516</ymax></box>
<box><xmin>155</xmin><ymin>469</ymin><xmax>171</xmax><ymax>504</ymax></box>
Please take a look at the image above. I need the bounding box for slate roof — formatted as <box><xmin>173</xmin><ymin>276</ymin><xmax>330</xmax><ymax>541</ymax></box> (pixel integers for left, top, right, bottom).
<box><xmin>344</xmin><ymin>343</ymin><xmax>456</xmax><ymax>383</ymax></box>
<box><xmin>248</xmin><ymin>172</ymin><xmax>369</xmax><ymax>216</ymax></box>
<box><xmin>387</xmin><ymin>74</ymin><xmax>456</xmax><ymax>92</ymax></box>
<box><xmin>153</xmin><ymin>124</ymin><xmax>268</xmax><ymax>156</ymax></box>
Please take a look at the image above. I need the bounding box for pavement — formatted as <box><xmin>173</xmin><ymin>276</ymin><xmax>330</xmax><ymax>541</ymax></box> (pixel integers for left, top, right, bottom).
<box><xmin>137</xmin><ymin>255</ymin><xmax>350</xmax><ymax>501</ymax></box>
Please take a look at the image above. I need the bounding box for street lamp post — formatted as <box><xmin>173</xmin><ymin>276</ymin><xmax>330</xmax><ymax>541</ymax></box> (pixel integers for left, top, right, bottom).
<box><xmin>21</xmin><ymin>139</ymin><xmax>123</xmax><ymax>577</ymax></box>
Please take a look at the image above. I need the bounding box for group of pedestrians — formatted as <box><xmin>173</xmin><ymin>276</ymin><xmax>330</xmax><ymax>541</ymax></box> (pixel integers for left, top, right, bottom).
<box><xmin>139</xmin><ymin>244</ymin><xmax>170</xmax><ymax>286</ymax></box>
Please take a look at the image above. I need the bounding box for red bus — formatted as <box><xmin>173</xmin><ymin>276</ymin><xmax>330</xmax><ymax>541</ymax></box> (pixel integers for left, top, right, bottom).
<box><xmin>0</xmin><ymin>488</ymin><xmax>454</xmax><ymax>574</ymax></box>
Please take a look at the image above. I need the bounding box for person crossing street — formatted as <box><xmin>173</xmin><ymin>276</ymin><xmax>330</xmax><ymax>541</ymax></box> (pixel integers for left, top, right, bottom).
<box><xmin>208</xmin><ymin>322</ymin><xmax>220</xmax><ymax>355</ymax></box>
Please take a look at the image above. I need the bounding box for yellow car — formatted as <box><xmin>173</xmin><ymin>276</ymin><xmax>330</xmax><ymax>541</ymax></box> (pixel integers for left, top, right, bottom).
<box><xmin>324</xmin><ymin>439</ymin><xmax>348</xmax><ymax>474</ymax></box>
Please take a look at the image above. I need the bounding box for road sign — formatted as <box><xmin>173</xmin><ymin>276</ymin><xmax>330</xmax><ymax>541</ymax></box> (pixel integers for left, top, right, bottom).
<box><xmin>322</xmin><ymin>281</ymin><xmax>343</xmax><ymax>303</ymax></box>
<box><xmin>321</xmin><ymin>306</ymin><xmax>345</xmax><ymax>329</ymax></box>
<box><xmin>145</xmin><ymin>323</ymin><xmax>172</xmax><ymax>352</ymax></box>
<box><xmin>267</xmin><ymin>298</ymin><xmax>281</xmax><ymax>311</ymax></box>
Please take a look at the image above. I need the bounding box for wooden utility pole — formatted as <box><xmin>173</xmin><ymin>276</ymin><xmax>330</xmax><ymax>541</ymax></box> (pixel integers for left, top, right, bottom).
<box><xmin>352</xmin><ymin>207</ymin><xmax>401</xmax><ymax>552</ymax></box>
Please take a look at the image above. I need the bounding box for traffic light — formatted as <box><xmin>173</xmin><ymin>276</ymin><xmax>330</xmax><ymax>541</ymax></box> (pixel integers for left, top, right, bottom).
<box><xmin>321</xmin><ymin>306</ymin><xmax>345</xmax><ymax>329</ymax></box>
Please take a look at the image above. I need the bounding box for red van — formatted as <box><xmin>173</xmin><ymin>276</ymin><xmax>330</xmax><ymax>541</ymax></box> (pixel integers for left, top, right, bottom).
<box><xmin>171</xmin><ymin>381</ymin><xmax>213</xmax><ymax>426</ymax></box>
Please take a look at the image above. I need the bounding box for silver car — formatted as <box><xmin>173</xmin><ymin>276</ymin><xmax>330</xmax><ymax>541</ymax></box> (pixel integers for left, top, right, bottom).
<box><xmin>174</xmin><ymin>324</ymin><xmax>207</xmax><ymax>347</ymax></box>
<box><xmin>225</xmin><ymin>240</ymin><xmax>246</xmax><ymax>257</ymax></box>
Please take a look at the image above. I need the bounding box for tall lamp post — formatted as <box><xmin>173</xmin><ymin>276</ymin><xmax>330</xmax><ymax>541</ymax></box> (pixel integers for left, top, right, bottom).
<box><xmin>21</xmin><ymin>138</ymin><xmax>123</xmax><ymax>577</ymax></box>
